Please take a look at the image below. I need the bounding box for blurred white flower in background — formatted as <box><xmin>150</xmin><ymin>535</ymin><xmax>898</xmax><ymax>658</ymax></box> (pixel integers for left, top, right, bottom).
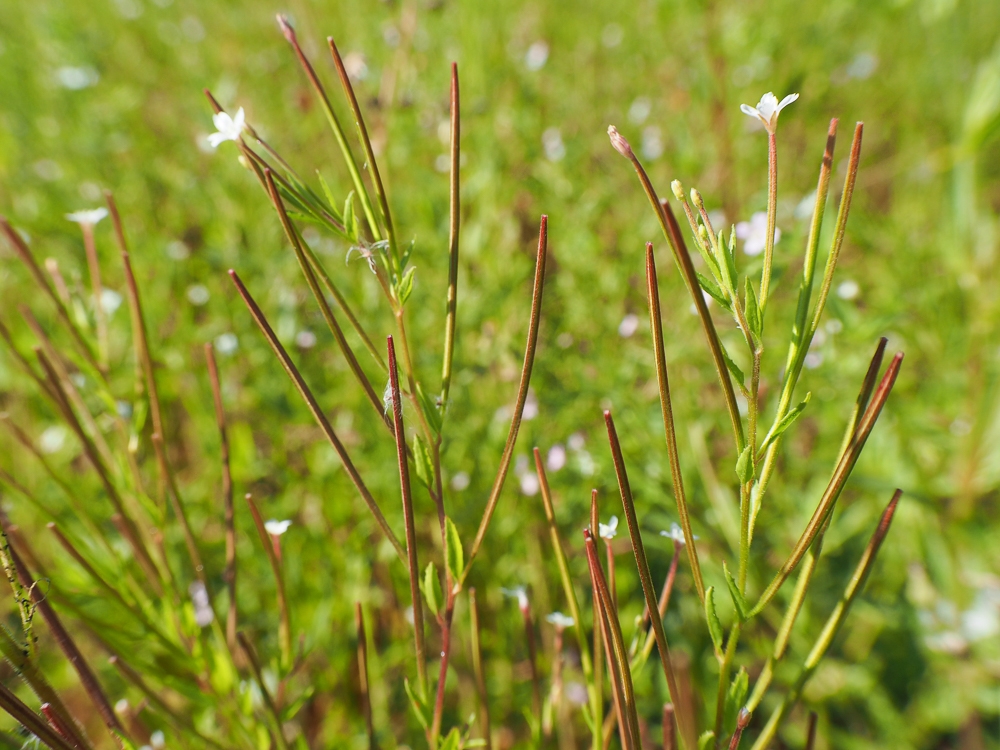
<box><xmin>736</xmin><ymin>211</ymin><xmax>780</xmax><ymax>257</ymax></box>
<box><xmin>265</xmin><ymin>519</ymin><xmax>292</xmax><ymax>536</ymax></box>
<box><xmin>525</xmin><ymin>41</ymin><xmax>549</xmax><ymax>71</ymax></box>
<box><xmin>65</xmin><ymin>207</ymin><xmax>108</xmax><ymax>225</ymax></box>
<box><xmin>208</xmin><ymin>107</ymin><xmax>245</xmax><ymax>148</ymax></box>
<box><xmin>545</xmin><ymin>612</ymin><xmax>575</xmax><ymax>629</ymax></box>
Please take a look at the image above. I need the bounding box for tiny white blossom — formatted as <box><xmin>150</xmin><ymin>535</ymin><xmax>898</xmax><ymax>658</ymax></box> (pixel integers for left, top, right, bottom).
<box><xmin>265</xmin><ymin>519</ymin><xmax>292</xmax><ymax>536</ymax></box>
<box><xmin>208</xmin><ymin>107</ymin><xmax>246</xmax><ymax>148</ymax></box>
<box><xmin>188</xmin><ymin>580</ymin><xmax>215</xmax><ymax>627</ymax></box>
<box><xmin>545</xmin><ymin>612</ymin><xmax>575</xmax><ymax>629</ymax></box>
<box><xmin>736</xmin><ymin>211</ymin><xmax>780</xmax><ymax>257</ymax></box>
<box><xmin>660</xmin><ymin>522</ymin><xmax>697</xmax><ymax>546</ymax></box>
<box><xmin>599</xmin><ymin>515</ymin><xmax>618</xmax><ymax>540</ymax></box>
<box><xmin>501</xmin><ymin>586</ymin><xmax>529</xmax><ymax>611</ymax></box>
<box><xmin>65</xmin><ymin>207</ymin><xmax>108</xmax><ymax>226</ymax></box>
<box><xmin>740</xmin><ymin>92</ymin><xmax>798</xmax><ymax>134</ymax></box>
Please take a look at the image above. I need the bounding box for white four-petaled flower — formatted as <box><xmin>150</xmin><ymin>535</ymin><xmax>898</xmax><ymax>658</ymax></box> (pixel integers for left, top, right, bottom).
<box><xmin>740</xmin><ymin>92</ymin><xmax>798</xmax><ymax>134</ymax></box>
<box><xmin>265</xmin><ymin>519</ymin><xmax>292</xmax><ymax>536</ymax></box>
<box><xmin>501</xmin><ymin>586</ymin><xmax>529</xmax><ymax>611</ymax></box>
<box><xmin>208</xmin><ymin>107</ymin><xmax>246</xmax><ymax>148</ymax></box>
<box><xmin>598</xmin><ymin>515</ymin><xmax>619</xmax><ymax>540</ymax></box>
<box><xmin>546</xmin><ymin>612</ymin><xmax>575</xmax><ymax>629</ymax></box>
<box><xmin>660</xmin><ymin>522</ymin><xmax>697</xmax><ymax>546</ymax></box>
<box><xmin>65</xmin><ymin>208</ymin><xmax>108</xmax><ymax>226</ymax></box>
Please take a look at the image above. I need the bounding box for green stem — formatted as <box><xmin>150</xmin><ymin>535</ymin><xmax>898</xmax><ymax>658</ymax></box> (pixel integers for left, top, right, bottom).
<box><xmin>441</xmin><ymin>62</ymin><xmax>461</xmax><ymax>414</ymax></box>
<box><xmin>759</xmin><ymin>133</ymin><xmax>778</xmax><ymax>309</ymax></box>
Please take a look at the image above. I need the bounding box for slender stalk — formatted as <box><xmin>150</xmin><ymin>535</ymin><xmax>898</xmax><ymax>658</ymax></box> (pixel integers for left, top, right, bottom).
<box><xmin>79</xmin><ymin>222</ymin><xmax>109</xmax><ymax>372</ymax></box>
<box><xmin>34</xmin><ymin>350</ymin><xmax>162</xmax><ymax>594</ymax></box>
<box><xmin>39</xmin><ymin>703</ymin><xmax>82</xmax><ymax>749</ymax></box>
<box><xmin>245</xmin><ymin>494</ymin><xmax>291</xmax><ymax>670</ymax></box>
<box><xmin>522</xmin><ymin>599</ymin><xmax>543</xmax><ymax>735</ymax></box>
<box><xmin>606</xmin><ymin>130</ymin><xmax>744</xmax><ymax>452</ymax></box>
<box><xmin>151</xmin><ymin>433</ymin><xmax>207</xmax><ymax>585</ymax></box>
<box><xmin>533</xmin><ymin>448</ymin><xmax>599</xmax><ymax>733</ymax></box>
<box><xmin>759</xmin><ymin>132</ymin><xmax>778</xmax><ymax>309</ymax></box>
<box><xmin>645</xmin><ymin>245</ymin><xmax>705</xmax><ymax>602</ymax></box>
<box><xmin>237</xmin><ymin>633</ymin><xmax>290</xmax><ymax>750</ymax></box>
<box><xmin>0</xmin><ymin>217</ymin><xmax>100</xmax><ymax>373</ymax></box>
<box><xmin>263</xmin><ymin>170</ymin><xmax>389</xmax><ymax>428</ymax></box>
<box><xmin>275</xmin><ymin>17</ymin><xmax>381</xmax><ymax>241</ymax></box>
<box><xmin>590</xmin><ymin>490</ymin><xmax>604</xmax><ymax>750</ymax></box>
<box><xmin>0</xmin><ymin>681</ymin><xmax>76</xmax><ymax>750</ymax></box>
<box><xmin>205</xmin><ymin>344</ymin><xmax>237</xmax><ymax>652</ymax></box>
<box><xmin>353</xmin><ymin>603</ymin><xmax>376</xmax><ymax>750</ymax></box>
<box><xmin>728</xmin><ymin>709</ymin><xmax>751</xmax><ymax>750</ymax></box>
<box><xmin>804</xmin><ymin>712</ymin><xmax>818</xmax><ymax>750</ymax></box>
<box><xmin>328</xmin><ymin>37</ymin><xmax>397</xmax><ymax>260</ymax></box>
<box><xmin>387</xmin><ymin>336</ymin><xmax>428</xmax><ymax>701</ymax></box>
<box><xmin>441</xmin><ymin>62</ymin><xmax>461</xmax><ymax>412</ymax></box>
<box><xmin>462</xmin><ymin>216</ymin><xmax>547</xmax><ymax>583</ymax></box>
<box><xmin>663</xmin><ymin>704</ymin><xmax>676</xmax><ymax>750</ymax></box>
<box><xmin>750</xmin><ymin>353</ymin><xmax>902</xmax><ymax>616</ymax></box>
<box><xmin>749</xmin><ymin>491</ymin><xmax>902</xmax><ymax>750</ymax></box>
<box><xmin>713</xmin><ymin>623</ymin><xmax>743</xmax><ymax>745</ymax></box>
<box><xmin>605</xmin><ymin>411</ymin><xmax>690</xmax><ymax>745</ymax></box>
<box><xmin>0</xmin><ymin>318</ymin><xmax>58</xmax><ymax>402</ymax></box>
<box><xmin>584</xmin><ymin>529</ymin><xmax>640</xmax><ymax>750</ymax></box>
<box><xmin>635</xmin><ymin>540</ymin><xmax>680</xmax><ymax>666</ymax></box>
<box><xmin>751</xmin><ymin>123</ymin><xmax>863</xmax><ymax>532</ymax></box>
<box><xmin>469</xmin><ymin>588</ymin><xmax>492</xmax><ymax>750</ymax></box>
<box><xmin>229</xmin><ymin>270</ymin><xmax>405</xmax><ymax>560</ymax></box>
<box><xmin>2</xmin><ymin>525</ymin><xmax>126</xmax><ymax>746</ymax></box>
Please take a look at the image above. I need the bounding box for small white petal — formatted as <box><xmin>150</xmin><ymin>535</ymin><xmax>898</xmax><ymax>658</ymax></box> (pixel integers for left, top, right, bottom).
<box><xmin>545</xmin><ymin>612</ymin><xmax>575</xmax><ymax>628</ymax></box>
<box><xmin>265</xmin><ymin>519</ymin><xmax>292</xmax><ymax>536</ymax></box>
<box><xmin>740</xmin><ymin>103</ymin><xmax>759</xmax><ymax>118</ymax></box>
<box><xmin>756</xmin><ymin>92</ymin><xmax>779</xmax><ymax>121</ymax></box>
<box><xmin>777</xmin><ymin>93</ymin><xmax>799</xmax><ymax>111</ymax></box>
<box><xmin>65</xmin><ymin>207</ymin><xmax>108</xmax><ymax>225</ymax></box>
<box><xmin>599</xmin><ymin>515</ymin><xmax>619</xmax><ymax>540</ymax></box>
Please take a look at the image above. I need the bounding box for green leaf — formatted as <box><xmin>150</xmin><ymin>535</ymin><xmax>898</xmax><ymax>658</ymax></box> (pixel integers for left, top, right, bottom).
<box><xmin>744</xmin><ymin>277</ymin><xmax>762</xmax><ymax>346</ymax></box>
<box><xmin>722</xmin><ymin>225</ymin><xmax>739</xmax><ymax>296</ymax></box>
<box><xmin>397</xmin><ymin>266</ymin><xmax>416</xmax><ymax>306</ymax></box>
<box><xmin>723</xmin><ymin>561</ymin><xmax>749</xmax><ymax>622</ymax></box>
<box><xmin>735</xmin><ymin>444</ymin><xmax>755</xmax><ymax>484</ymax></box>
<box><xmin>404</xmin><ymin>678</ymin><xmax>430</xmax><ymax>731</ymax></box>
<box><xmin>412</xmin><ymin>435</ymin><xmax>434</xmax><ymax>488</ymax></box>
<box><xmin>445</xmin><ymin>516</ymin><xmax>464</xmax><ymax>584</ymax></box>
<box><xmin>316</xmin><ymin>171</ymin><xmax>341</xmax><ymax>218</ymax></box>
<box><xmin>721</xmin><ymin>346</ymin><xmax>746</xmax><ymax>390</ymax></box>
<box><xmin>698</xmin><ymin>730</ymin><xmax>716</xmax><ymax>750</ymax></box>
<box><xmin>439</xmin><ymin>728</ymin><xmax>461</xmax><ymax>750</ymax></box>
<box><xmin>416</xmin><ymin>382</ymin><xmax>443</xmax><ymax>434</ymax></box>
<box><xmin>705</xmin><ymin>586</ymin><xmax>724</xmax><ymax>652</ymax></box>
<box><xmin>421</xmin><ymin>561</ymin><xmax>442</xmax><ymax>616</ymax></box>
<box><xmin>696</xmin><ymin>271</ymin><xmax>732</xmax><ymax>313</ymax></box>
<box><xmin>400</xmin><ymin>238</ymin><xmax>415</xmax><ymax>270</ymax></box>
<box><xmin>342</xmin><ymin>190</ymin><xmax>359</xmax><ymax>244</ymax></box>
<box><xmin>759</xmin><ymin>393</ymin><xmax>812</xmax><ymax>452</ymax></box>
<box><xmin>724</xmin><ymin>667</ymin><xmax>749</xmax><ymax>734</ymax></box>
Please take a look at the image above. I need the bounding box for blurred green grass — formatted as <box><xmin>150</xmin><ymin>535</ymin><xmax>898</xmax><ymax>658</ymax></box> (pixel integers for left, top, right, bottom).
<box><xmin>1</xmin><ymin>0</ymin><xmax>999</xmax><ymax>747</ymax></box>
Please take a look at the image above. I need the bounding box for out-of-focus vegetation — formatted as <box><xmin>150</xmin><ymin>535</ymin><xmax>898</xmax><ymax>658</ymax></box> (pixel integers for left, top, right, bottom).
<box><xmin>0</xmin><ymin>0</ymin><xmax>999</xmax><ymax>748</ymax></box>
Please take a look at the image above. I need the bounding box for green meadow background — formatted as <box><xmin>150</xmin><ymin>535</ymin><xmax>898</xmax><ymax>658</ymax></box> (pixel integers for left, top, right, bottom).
<box><xmin>0</xmin><ymin>0</ymin><xmax>999</xmax><ymax>747</ymax></box>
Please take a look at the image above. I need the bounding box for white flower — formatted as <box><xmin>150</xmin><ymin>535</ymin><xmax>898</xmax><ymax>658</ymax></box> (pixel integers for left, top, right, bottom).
<box><xmin>736</xmin><ymin>211</ymin><xmax>780</xmax><ymax>257</ymax></box>
<box><xmin>265</xmin><ymin>519</ymin><xmax>292</xmax><ymax>536</ymax></box>
<box><xmin>660</xmin><ymin>522</ymin><xmax>697</xmax><ymax>546</ymax></box>
<box><xmin>501</xmin><ymin>586</ymin><xmax>529</xmax><ymax>611</ymax></box>
<box><xmin>545</xmin><ymin>612</ymin><xmax>575</xmax><ymax>629</ymax></box>
<box><xmin>546</xmin><ymin>444</ymin><xmax>566</xmax><ymax>472</ymax></box>
<box><xmin>618</xmin><ymin>313</ymin><xmax>640</xmax><ymax>338</ymax></box>
<box><xmin>65</xmin><ymin>208</ymin><xmax>108</xmax><ymax>226</ymax></box>
<box><xmin>188</xmin><ymin>581</ymin><xmax>215</xmax><ymax>627</ymax></box>
<box><xmin>599</xmin><ymin>515</ymin><xmax>618</xmax><ymax>540</ymax></box>
<box><xmin>208</xmin><ymin>107</ymin><xmax>246</xmax><ymax>148</ymax></box>
<box><xmin>740</xmin><ymin>92</ymin><xmax>798</xmax><ymax>134</ymax></box>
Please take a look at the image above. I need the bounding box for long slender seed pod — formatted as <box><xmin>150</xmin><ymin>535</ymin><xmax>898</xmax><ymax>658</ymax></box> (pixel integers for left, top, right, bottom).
<box><xmin>645</xmin><ymin>245</ymin><xmax>705</xmax><ymax>601</ymax></box>
<box><xmin>237</xmin><ymin>633</ymin><xmax>290</xmax><ymax>750</ymax></box>
<box><xmin>229</xmin><ymin>270</ymin><xmax>405</xmax><ymax>560</ymax></box>
<box><xmin>328</xmin><ymin>37</ymin><xmax>397</xmax><ymax>260</ymax></box>
<box><xmin>663</xmin><ymin>704</ymin><xmax>676</xmax><ymax>750</ymax></box>
<box><xmin>151</xmin><ymin>433</ymin><xmax>206</xmax><ymax>585</ymax></box>
<box><xmin>262</xmin><ymin>169</ymin><xmax>388</xmax><ymax>427</ymax></box>
<box><xmin>387</xmin><ymin>336</ymin><xmax>428</xmax><ymax>698</ymax></box>
<box><xmin>245</xmin><ymin>494</ymin><xmax>291</xmax><ymax>670</ymax></box>
<box><xmin>590</xmin><ymin>490</ymin><xmax>604</xmax><ymax>750</ymax></box>
<box><xmin>0</xmin><ymin>682</ymin><xmax>76</xmax><ymax>750</ymax></box>
<box><xmin>0</xmin><ymin>217</ymin><xmax>100</xmax><ymax>373</ymax></box>
<box><xmin>206</xmin><ymin>344</ymin><xmax>237</xmax><ymax>651</ymax></box>
<box><xmin>636</xmin><ymin>541</ymin><xmax>680</xmax><ymax>666</ymax></box>
<box><xmin>804</xmin><ymin>712</ymin><xmax>818</xmax><ymax>750</ymax></box>
<box><xmin>751</xmin><ymin>353</ymin><xmax>902</xmax><ymax>615</ymax></box>
<box><xmin>749</xmin><ymin>491</ymin><xmax>902</xmax><ymax>750</ymax></box>
<box><xmin>441</xmin><ymin>62</ymin><xmax>461</xmax><ymax>411</ymax></box>
<box><xmin>606</xmin><ymin>129</ymin><xmax>744</xmax><ymax>452</ymax></box>
<box><xmin>462</xmin><ymin>216</ymin><xmax>547</xmax><ymax>583</ymax></box>
<box><xmin>605</xmin><ymin>411</ymin><xmax>690</xmax><ymax>744</ymax></box>
<box><xmin>584</xmin><ymin>530</ymin><xmax>640</xmax><ymax>750</ymax></box>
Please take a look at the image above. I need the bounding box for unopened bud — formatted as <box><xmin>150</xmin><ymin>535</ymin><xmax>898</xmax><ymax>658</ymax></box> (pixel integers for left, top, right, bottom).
<box><xmin>698</xmin><ymin>225</ymin><xmax>709</xmax><ymax>244</ymax></box>
<box><xmin>276</xmin><ymin>14</ymin><xmax>296</xmax><ymax>43</ymax></box>
<box><xmin>737</xmin><ymin>707</ymin><xmax>751</xmax><ymax>728</ymax></box>
<box><xmin>670</xmin><ymin>179</ymin><xmax>685</xmax><ymax>201</ymax></box>
<box><xmin>607</xmin><ymin>126</ymin><xmax>633</xmax><ymax>159</ymax></box>
<box><xmin>237</xmin><ymin>154</ymin><xmax>251</xmax><ymax>170</ymax></box>
<box><xmin>690</xmin><ymin>188</ymin><xmax>705</xmax><ymax>211</ymax></box>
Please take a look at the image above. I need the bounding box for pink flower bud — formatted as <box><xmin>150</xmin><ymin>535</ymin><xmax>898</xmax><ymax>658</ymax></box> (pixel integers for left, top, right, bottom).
<box><xmin>607</xmin><ymin>126</ymin><xmax>633</xmax><ymax>159</ymax></box>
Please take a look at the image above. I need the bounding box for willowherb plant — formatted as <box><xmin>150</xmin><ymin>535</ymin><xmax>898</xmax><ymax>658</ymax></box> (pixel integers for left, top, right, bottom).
<box><xmin>0</xmin><ymin>13</ymin><xmax>904</xmax><ymax>750</ymax></box>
